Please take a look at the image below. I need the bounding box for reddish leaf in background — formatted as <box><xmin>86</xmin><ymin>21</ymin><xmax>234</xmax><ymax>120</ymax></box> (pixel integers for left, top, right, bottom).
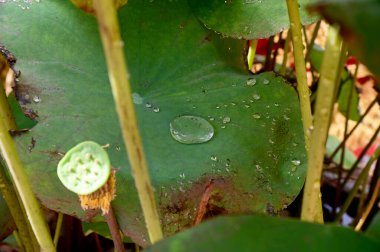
<box><xmin>255</xmin><ymin>38</ymin><xmax>283</xmax><ymax>56</ymax></box>
<box><xmin>357</xmin><ymin>75</ymin><xmax>376</xmax><ymax>85</ymax></box>
<box><xmin>354</xmin><ymin>144</ymin><xmax>379</xmax><ymax>158</ymax></box>
<box><xmin>345</xmin><ymin>56</ymin><xmax>358</xmax><ymax>66</ymax></box>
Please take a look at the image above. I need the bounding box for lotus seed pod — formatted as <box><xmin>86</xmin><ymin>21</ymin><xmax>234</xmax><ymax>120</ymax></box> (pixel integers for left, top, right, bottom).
<box><xmin>57</xmin><ymin>141</ymin><xmax>111</xmax><ymax>195</ymax></box>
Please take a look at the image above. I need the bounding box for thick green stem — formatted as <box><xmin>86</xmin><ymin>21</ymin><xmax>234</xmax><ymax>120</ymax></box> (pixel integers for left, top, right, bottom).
<box><xmin>332</xmin><ymin>42</ymin><xmax>348</xmax><ymax>105</ymax></box>
<box><xmin>92</xmin><ymin>0</ymin><xmax>163</xmax><ymax>243</ymax></box>
<box><xmin>301</xmin><ymin>26</ymin><xmax>342</xmax><ymax>223</ymax></box>
<box><xmin>0</xmin><ymin>162</ymin><xmax>33</xmax><ymax>252</ymax></box>
<box><xmin>286</xmin><ymin>0</ymin><xmax>313</xmax><ymax>150</ymax></box>
<box><xmin>0</xmin><ymin>119</ymin><xmax>55</xmax><ymax>251</ymax></box>
<box><xmin>280</xmin><ymin>30</ymin><xmax>291</xmax><ymax>76</ymax></box>
<box><xmin>247</xmin><ymin>40</ymin><xmax>258</xmax><ymax>71</ymax></box>
<box><xmin>335</xmin><ymin>146</ymin><xmax>380</xmax><ymax>222</ymax></box>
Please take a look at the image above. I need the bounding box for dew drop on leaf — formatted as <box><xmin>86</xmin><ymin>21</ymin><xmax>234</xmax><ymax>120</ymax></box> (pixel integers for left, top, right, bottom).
<box><xmin>246</xmin><ymin>78</ymin><xmax>257</xmax><ymax>86</ymax></box>
<box><xmin>291</xmin><ymin>159</ymin><xmax>301</xmax><ymax>166</ymax></box>
<box><xmin>252</xmin><ymin>93</ymin><xmax>261</xmax><ymax>100</ymax></box>
<box><xmin>222</xmin><ymin>116</ymin><xmax>231</xmax><ymax>124</ymax></box>
<box><xmin>33</xmin><ymin>95</ymin><xmax>41</xmax><ymax>103</ymax></box>
<box><xmin>169</xmin><ymin>115</ymin><xmax>214</xmax><ymax>144</ymax></box>
<box><xmin>252</xmin><ymin>113</ymin><xmax>261</xmax><ymax>119</ymax></box>
<box><xmin>132</xmin><ymin>92</ymin><xmax>143</xmax><ymax>104</ymax></box>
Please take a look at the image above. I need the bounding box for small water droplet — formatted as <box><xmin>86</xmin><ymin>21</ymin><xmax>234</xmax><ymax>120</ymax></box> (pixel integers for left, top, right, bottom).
<box><xmin>252</xmin><ymin>93</ymin><xmax>261</xmax><ymax>100</ymax></box>
<box><xmin>221</xmin><ymin>125</ymin><xmax>226</xmax><ymax>129</ymax></box>
<box><xmin>179</xmin><ymin>172</ymin><xmax>185</xmax><ymax>179</ymax></box>
<box><xmin>153</xmin><ymin>107</ymin><xmax>160</xmax><ymax>113</ymax></box>
<box><xmin>33</xmin><ymin>96</ymin><xmax>40</xmax><ymax>103</ymax></box>
<box><xmin>263</xmin><ymin>79</ymin><xmax>270</xmax><ymax>85</ymax></box>
<box><xmin>145</xmin><ymin>103</ymin><xmax>152</xmax><ymax>108</ymax></box>
<box><xmin>246</xmin><ymin>78</ymin><xmax>257</xmax><ymax>86</ymax></box>
<box><xmin>269</xmin><ymin>139</ymin><xmax>274</xmax><ymax>144</ymax></box>
<box><xmin>231</xmin><ymin>102</ymin><xmax>236</xmax><ymax>106</ymax></box>
<box><xmin>252</xmin><ymin>113</ymin><xmax>261</xmax><ymax>119</ymax></box>
<box><xmin>132</xmin><ymin>92</ymin><xmax>143</xmax><ymax>104</ymax></box>
<box><xmin>225</xmin><ymin>158</ymin><xmax>231</xmax><ymax>166</ymax></box>
<box><xmin>274</xmin><ymin>103</ymin><xmax>279</xmax><ymax>107</ymax></box>
<box><xmin>283</xmin><ymin>115</ymin><xmax>290</xmax><ymax>120</ymax></box>
<box><xmin>222</xmin><ymin>117</ymin><xmax>231</xmax><ymax>124</ymax></box>
<box><xmin>244</xmin><ymin>104</ymin><xmax>250</xmax><ymax>108</ymax></box>
<box><xmin>211</xmin><ymin>155</ymin><xmax>217</xmax><ymax>161</ymax></box>
<box><xmin>170</xmin><ymin>115</ymin><xmax>214</xmax><ymax>144</ymax></box>
<box><xmin>255</xmin><ymin>164</ymin><xmax>262</xmax><ymax>172</ymax></box>
<box><xmin>291</xmin><ymin>160</ymin><xmax>301</xmax><ymax>166</ymax></box>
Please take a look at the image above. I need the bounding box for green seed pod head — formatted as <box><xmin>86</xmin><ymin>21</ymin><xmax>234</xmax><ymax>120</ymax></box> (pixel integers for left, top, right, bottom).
<box><xmin>57</xmin><ymin>141</ymin><xmax>111</xmax><ymax>195</ymax></box>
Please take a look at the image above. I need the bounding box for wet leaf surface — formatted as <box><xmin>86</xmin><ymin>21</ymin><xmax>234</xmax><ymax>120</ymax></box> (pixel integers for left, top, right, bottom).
<box><xmin>1</xmin><ymin>0</ymin><xmax>307</xmax><ymax>246</ymax></box>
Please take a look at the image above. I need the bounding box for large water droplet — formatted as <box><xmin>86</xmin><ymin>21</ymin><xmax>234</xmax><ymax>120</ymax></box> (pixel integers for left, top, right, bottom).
<box><xmin>170</xmin><ymin>115</ymin><xmax>214</xmax><ymax>144</ymax></box>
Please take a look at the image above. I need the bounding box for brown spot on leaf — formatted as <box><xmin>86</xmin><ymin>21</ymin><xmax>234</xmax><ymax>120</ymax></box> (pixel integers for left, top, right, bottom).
<box><xmin>14</xmin><ymin>83</ymin><xmax>41</xmax><ymax>105</ymax></box>
<box><xmin>28</xmin><ymin>137</ymin><xmax>36</xmax><ymax>152</ymax></box>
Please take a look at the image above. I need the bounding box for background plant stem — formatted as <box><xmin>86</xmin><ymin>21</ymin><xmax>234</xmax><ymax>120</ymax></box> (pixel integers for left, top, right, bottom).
<box><xmin>328</xmin><ymin>95</ymin><xmax>378</xmax><ymax>162</ymax></box>
<box><xmin>335</xmin><ymin>146</ymin><xmax>380</xmax><ymax>222</ymax></box>
<box><xmin>286</xmin><ymin>0</ymin><xmax>312</xmax><ymax>150</ymax></box>
<box><xmin>104</xmin><ymin>206</ymin><xmax>125</xmax><ymax>252</ymax></box>
<box><xmin>247</xmin><ymin>40</ymin><xmax>257</xmax><ymax>71</ymax></box>
<box><xmin>0</xmin><ymin>119</ymin><xmax>55</xmax><ymax>251</ymax></box>
<box><xmin>280</xmin><ymin>30</ymin><xmax>291</xmax><ymax>76</ymax></box>
<box><xmin>92</xmin><ymin>0</ymin><xmax>163</xmax><ymax>244</ymax></box>
<box><xmin>53</xmin><ymin>212</ymin><xmax>63</xmax><ymax>247</ymax></box>
<box><xmin>301</xmin><ymin>26</ymin><xmax>342</xmax><ymax>223</ymax></box>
